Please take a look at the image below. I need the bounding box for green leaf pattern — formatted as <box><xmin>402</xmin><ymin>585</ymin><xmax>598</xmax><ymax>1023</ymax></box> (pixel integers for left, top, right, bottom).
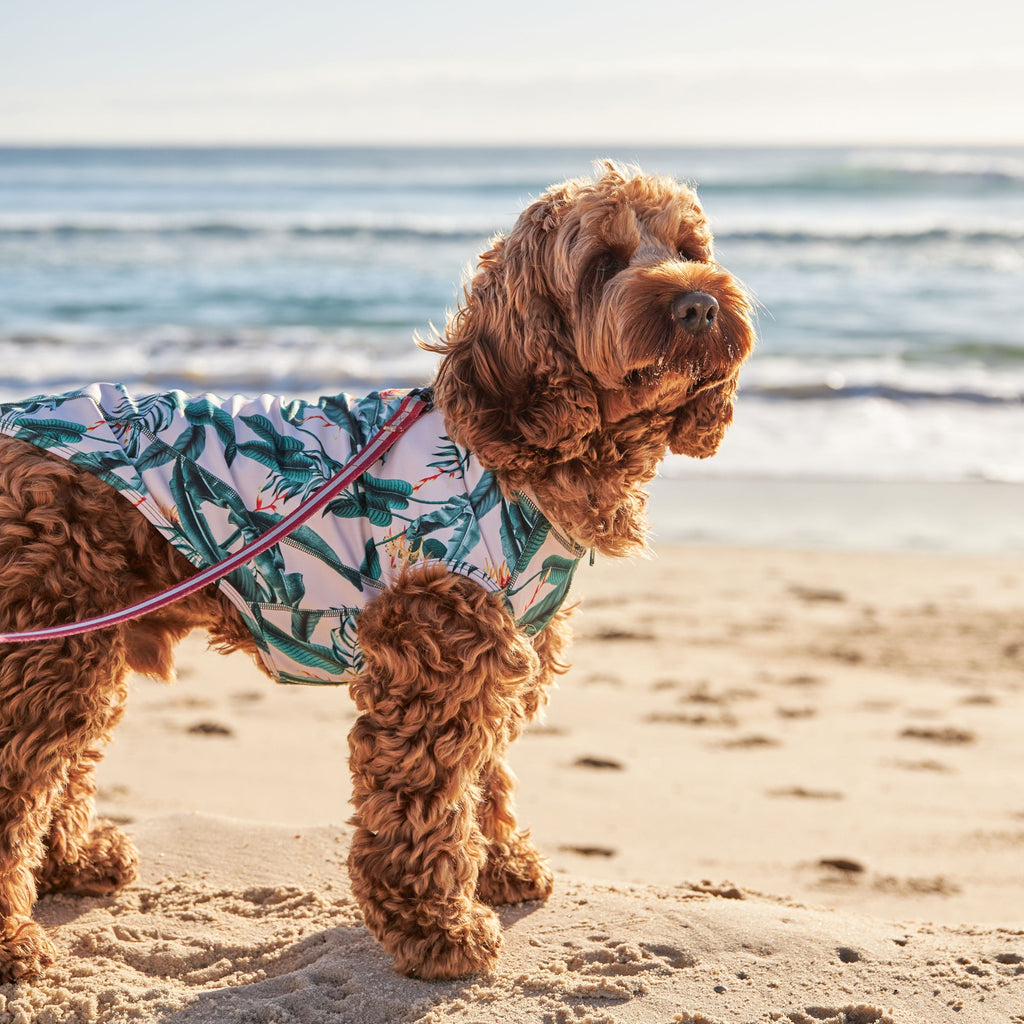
<box><xmin>0</xmin><ymin>383</ymin><xmax>587</xmax><ymax>684</ymax></box>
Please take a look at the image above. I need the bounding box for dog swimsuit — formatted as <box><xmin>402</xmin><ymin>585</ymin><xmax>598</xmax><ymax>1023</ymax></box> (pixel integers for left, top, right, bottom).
<box><xmin>0</xmin><ymin>383</ymin><xmax>585</xmax><ymax>684</ymax></box>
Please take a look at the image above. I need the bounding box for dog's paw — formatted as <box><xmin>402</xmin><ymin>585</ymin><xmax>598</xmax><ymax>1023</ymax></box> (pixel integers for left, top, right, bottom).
<box><xmin>477</xmin><ymin>834</ymin><xmax>554</xmax><ymax>906</ymax></box>
<box><xmin>0</xmin><ymin>917</ymin><xmax>56</xmax><ymax>984</ymax></box>
<box><xmin>394</xmin><ymin>901</ymin><xmax>503</xmax><ymax>980</ymax></box>
<box><xmin>37</xmin><ymin>819</ymin><xmax>139</xmax><ymax>896</ymax></box>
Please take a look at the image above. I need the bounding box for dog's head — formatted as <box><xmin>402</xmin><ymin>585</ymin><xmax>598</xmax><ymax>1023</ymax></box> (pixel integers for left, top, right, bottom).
<box><xmin>430</xmin><ymin>162</ymin><xmax>755</xmax><ymax>553</ymax></box>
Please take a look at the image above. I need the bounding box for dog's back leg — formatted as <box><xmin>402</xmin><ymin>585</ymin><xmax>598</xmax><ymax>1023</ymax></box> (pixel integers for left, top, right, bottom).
<box><xmin>0</xmin><ymin>629</ymin><xmax>135</xmax><ymax>981</ymax></box>
<box><xmin>0</xmin><ymin>441</ymin><xmax>144</xmax><ymax>980</ymax></box>
<box><xmin>35</xmin><ymin>735</ymin><xmax>139</xmax><ymax>899</ymax></box>
<box><xmin>347</xmin><ymin>565</ymin><xmax>540</xmax><ymax>979</ymax></box>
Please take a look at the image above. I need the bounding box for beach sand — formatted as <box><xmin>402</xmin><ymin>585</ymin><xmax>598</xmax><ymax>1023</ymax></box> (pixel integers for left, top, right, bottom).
<box><xmin>3</xmin><ymin>542</ymin><xmax>1023</xmax><ymax>1023</ymax></box>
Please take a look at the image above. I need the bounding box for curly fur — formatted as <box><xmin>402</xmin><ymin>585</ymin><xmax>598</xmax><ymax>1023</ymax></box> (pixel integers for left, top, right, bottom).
<box><xmin>0</xmin><ymin>163</ymin><xmax>753</xmax><ymax>983</ymax></box>
<box><xmin>430</xmin><ymin>162</ymin><xmax>753</xmax><ymax>555</ymax></box>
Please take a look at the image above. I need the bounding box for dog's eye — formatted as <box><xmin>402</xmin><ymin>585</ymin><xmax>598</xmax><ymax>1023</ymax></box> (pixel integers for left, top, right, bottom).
<box><xmin>677</xmin><ymin>244</ymin><xmax>711</xmax><ymax>264</ymax></box>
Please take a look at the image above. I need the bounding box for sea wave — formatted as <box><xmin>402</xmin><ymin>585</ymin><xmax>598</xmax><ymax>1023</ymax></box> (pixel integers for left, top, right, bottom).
<box><xmin>745</xmin><ymin>382</ymin><xmax>1024</xmax><ymax>405</ymax></box>
<box><xmin>2</xmin><ymin>330</ymin><xmax>1022</xmax><ymax>407</ymax></box>
<box><xmin>703</xmin><ymin>148</ymin><xmax>1024</xmax><ymax>194</ymax></box>
<box><xmin>0</xmin><ymin>212</ymin><xmax>497</xmax><ymax>244</ymax></box>
<box><xmin>3</xmin><ymin>214</ymin><xmax>1022</xmax><ymax>255</ymax></box>
<box><xmin>0</xmin><ymin>326</ymin><xmax>440</xmax><ymax>399</ymax></box>
<box><xmin>664</xmin><ymin>392</ymin><xmax>1024</xmax><ymax>483</ymax></box>
<box><xmin>4</xmin><ymin>214</ymin><xmax>1019</xmax><ymax>268</ymax></box>
<box><xmin>739</xmin><ymin>356</ymin><xmax>1024</xmax><ymax>404</ymax></box>
<box><xmin>847</xmin><ymin>149</ymin><xmax>1024</xmax><ymax>187</ymax></box>
<box><xmin>717</xmin><ymin>226</ymin><xmax>1024</xmax><ymax>247</ymax></box>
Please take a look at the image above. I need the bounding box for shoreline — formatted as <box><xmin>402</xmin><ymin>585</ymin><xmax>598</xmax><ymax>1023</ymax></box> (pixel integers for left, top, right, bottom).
<box><xmin>648</xmin><ymin>476</ymin><xmax>1024</xmax><ymax>554</ymax></box>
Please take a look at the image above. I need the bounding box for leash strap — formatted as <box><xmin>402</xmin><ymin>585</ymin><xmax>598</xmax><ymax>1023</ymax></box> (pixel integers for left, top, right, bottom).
<box><xmin>0</xmin><ymin>389</ymin><xmax>433</xmax><ymax>643</ymax></box>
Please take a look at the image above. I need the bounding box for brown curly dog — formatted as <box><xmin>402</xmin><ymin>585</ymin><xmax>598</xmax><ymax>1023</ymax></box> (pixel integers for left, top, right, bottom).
<box><xmin>0</xmin><ymin>163</ymin><xmax>754</xmax><ymax>982</ymax></box>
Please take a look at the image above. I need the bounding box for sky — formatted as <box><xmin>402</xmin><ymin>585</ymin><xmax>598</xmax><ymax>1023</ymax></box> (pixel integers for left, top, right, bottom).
<box><xmin>2</xmin><ymin>0</ymin><xmax>1023</xmax><ymax>146</ymax></box>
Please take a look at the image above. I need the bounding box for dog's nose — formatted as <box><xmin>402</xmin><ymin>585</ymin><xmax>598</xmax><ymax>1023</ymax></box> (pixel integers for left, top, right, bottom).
<box><xmin>672</xmin><ymin>291</ymin><xmax>719</xmax><ymax>333</ymax></box>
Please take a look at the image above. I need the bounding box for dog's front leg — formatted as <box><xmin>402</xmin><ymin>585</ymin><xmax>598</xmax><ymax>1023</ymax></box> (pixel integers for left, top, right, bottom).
<box><xmin>475</xmin><ymin>608</ymin><xmax>572</xmax><ymax>907</ymax></box>
<box><xmin>347</xmin><ymin>565</ymin><xmax>539</xmax><ymax>979</ymax></box>
<box><xmin>474</xmin><ymin>755</ymin><xmax>553</xmax><ymax>907</ymax></box>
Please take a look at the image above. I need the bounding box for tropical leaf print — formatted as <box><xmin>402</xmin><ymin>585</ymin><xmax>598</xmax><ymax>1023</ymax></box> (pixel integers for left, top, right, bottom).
<box><xmin>274</xmin><ymin>400</ymin><xmax>346</xmax><ymax>477</ymax></box>
<box><xmin>318</xmin><ymin>391</ymin><xmax>389</xmax><ymax>452</ymax></box>
<box><xmin>403</xmin><ymin>494</ymin><xmax>480</xmax><ymax>564</ymax></box>
<box><xmin>237</xmin><ymin>414</ymin><xmax>319</xmax><ymax>498</ymax></box>
<box><xmin>351</xmin><ymin>392</ymin><xmax>388</xmax><ymax>437</ymax></box>
<box><xmin>268</xmin><ymin>567</ymin><xmax>306</xmax><ymax>608</ymax></box>
<box><xmin>326</xmin><ymin>475</ymin><xmax>412</xmax><ymax>527</ymax></box>
<box><xmin>222</xmin><ymin>564</ymin><xmax>262</xmax><ymax>605</ymax></box>
<box><xmin>66</xmin><ymin>449</ymin><xmax>137</xmax><ymax>481</ymax></box>
<box><xmin>360</xmin><ymin>537</ymin><xmax>381</xmax><ymax>580</ymax></box>
<box><xmin>165</xmin><ymin>460</ymin><xmax>230</xmax><ymax>568</ymax></box>
<box><xmin>534</xmin><ymin>553</ymin><xmax>578</xmax><ymax>591</ymax></box>
<box><xmin>180</xmin><ymin>458</ymin><xmax>253</xmax><ymax>528</ymax></box>
<box><xmin>331</xmin><ymin>615</ymin><xmax>363</xmax><ymax>676</ymax></box>
<box><xmin>289</xmin><ymin>608</ymin><xmax>323</xmax><ymax>643</ymax></box>
<box><xmin>513</xmin><ymin>554</ymin><xmax>581</xmax><ymax>634</ymax></box>
<box><xmin>280</xmin><ymin>524</ymin><xmax>367</xmax><ymax>592</ymax></box>
<box><xmin>110</xmin><ymin>389</ymin><xmax>186</xmax><ymax>434</ymax></box>
<box><xmin>225</xmin><ymin>502</ymin><xmax>276</xmax><ymax>544</ymax></box>
<box><xmin>278</xmin><ymin>398</ymin><xmax>313</xmax><ymax>430</ymax></box>
<box><xmin>316</xmin><ymin>395</ymin><xmax>360</xmax><ymax>444</ymax></box>
<box><xmin>170</xmin><ymin>423</ymin><xmax>209</xmax><ymax>464</ymax></box>
<box><xmin>499</xmin><ymin>498</ymin><xmax>543</xmax><ymax>570</ymax></box>
<box><xmin>0</xmin><ymin>393</ymin><xmax>79</xmax><ymax>418</ymax></box>
<box><xmin>225</xmin><ymin>504</ymin><xmax>365</xmax><ymax>601</ymax></box>
<box><xmin>7</xmin><ymin>418</ymin><xmax>93</xmax><ymax>448</ymax></box>
<box><xmin>421</xmin><ymin>538</ymin><xmax>447</xmax><ymax>561</ymax></box>
<box><xmin>258</xmin><ymin>617</ymin><xmax>351</xmax><ymax>674</ymax></box>
<box><xmin>133</xmin><ymin>438</ymin><xmax>180</xmax><ymax>472</ymax></box>
<box><xmin>274</xmin><ymin>669</ymin><xmax>341</xmax><ymax>685</ymax></box>
<box><xmin>226</xmin><ymin>600</ymin><xmax>269</xmax><ymax>653</ymax></box>
<box><xmin>467</xmin><ymin>469</ymin><xmax>503</xmax><ymax>521</ymax></box>
<box><xmin>427</xmin><ymin>440</ymin><xmax>470</xmax><ymax>479</ymax></box>
<box><xmin>185</xmin><ymin>397</ymin><xmax>239</xmax><ymax>465</ymax></box>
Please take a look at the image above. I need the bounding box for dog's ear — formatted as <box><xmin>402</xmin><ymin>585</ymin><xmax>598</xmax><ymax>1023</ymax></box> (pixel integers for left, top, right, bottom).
<box><xmin>430</xmin><ymin>212</ymin><xmax>602</xmax><ymax>477</ymax></box>
<box><xmin>667</xmin><ymin>378</ymin><xmax>737</xmax><ymax>459</ymax></box>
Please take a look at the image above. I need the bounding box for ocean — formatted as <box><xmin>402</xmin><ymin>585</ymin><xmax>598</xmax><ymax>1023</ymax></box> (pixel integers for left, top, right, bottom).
<box><xmin>1</xmin><ymin>145</ymin><xmax>1022</xmax><ymax>490</ymax></box>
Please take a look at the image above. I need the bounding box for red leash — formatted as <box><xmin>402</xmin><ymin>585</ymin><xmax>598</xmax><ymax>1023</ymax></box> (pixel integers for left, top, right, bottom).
<box><xmin>0</xmin><ymin>389</ymin><xmax>433</xmax><ymax>644</ymax></box>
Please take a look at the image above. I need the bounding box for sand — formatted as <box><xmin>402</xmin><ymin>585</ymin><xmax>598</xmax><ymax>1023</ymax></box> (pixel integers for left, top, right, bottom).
<box><xmin>3</xmin><ymin>543</ymin><xmax>1023</xmax><ymax>1023</ymax></box>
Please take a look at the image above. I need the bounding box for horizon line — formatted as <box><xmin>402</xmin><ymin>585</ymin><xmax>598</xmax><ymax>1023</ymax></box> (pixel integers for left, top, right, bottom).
<box><xmin>2</xmin><ymin>139</ymin><xmax>1023</xmax><ymax>150</ymax></box>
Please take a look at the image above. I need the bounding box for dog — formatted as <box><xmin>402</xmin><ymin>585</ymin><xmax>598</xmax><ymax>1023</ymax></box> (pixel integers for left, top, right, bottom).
<box><xmin>0</xmin><ymin>163</ymin><xmax>754</xmax><ymax>982</ymax></box>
